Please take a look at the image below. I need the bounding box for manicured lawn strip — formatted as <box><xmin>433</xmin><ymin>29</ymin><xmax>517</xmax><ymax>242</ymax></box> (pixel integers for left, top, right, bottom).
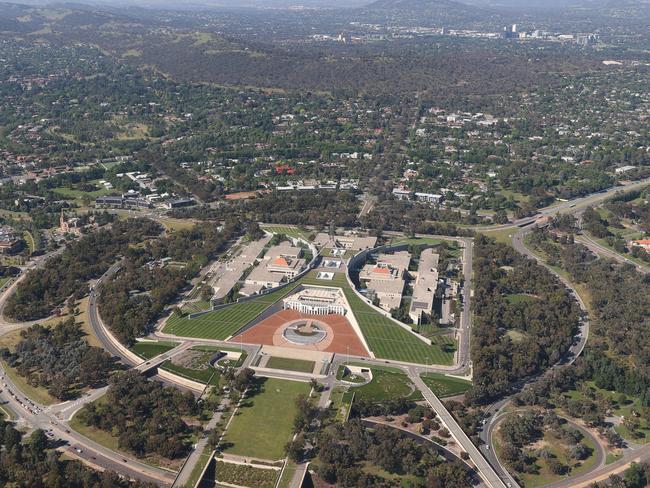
<box><xmin>420</xmin><ymin>373</ymin><xmax>472</xmax><ymax>398</ymax></box>
<box><xmin>223</xmin><ymin>378</ymin><xmax>311</xmax><ymax>460</ymax></box>
<box><xmin>336</xmin><ymin>365</ymin><xmax>366</xmax><ymax>383</ymax></box>
<box><xmin>181</xmin><ymin>299</ymin><xmax>212</xmax><ymax>314</ymax></box>
<box><xmin>277</xmin><ymin>460</ymin><xmax>298</xmax><ymax>488</ymax></box>
<box><xmin>185</xmin><ymin>445</ymin><xmax>214</xmax><ymax>488</ymax></box>
<box><xmin>1</xmin><ymin>360</ymin><xmax>58</xmax><ymax>406</ymax></box>
<box><xmin>265</xmin><ymin>357</ymin><xmax>315</xmax><ymax>373</ymax></box>
<box><xmin>160</xmin><ymin>360</ymin><xmax>220</xmax><ymax>385</ymax></box>
<box><xmin>215</xmin><ymin>460</ymin><xmax>279</xmax><ymax>488</ymax></box>
<box><xmin>131</xmin><ymin>341</ymin><xmax>179</xmax><ymax>359</ymax></box>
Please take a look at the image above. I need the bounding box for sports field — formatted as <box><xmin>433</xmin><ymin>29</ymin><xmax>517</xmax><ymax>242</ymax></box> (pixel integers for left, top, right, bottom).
<box><xmin>223</xmin><ymin>378</ymin><xmax>311</xmax><ymax>460</ymax></box>
<box><xmin>165</xmin><ymin>269</ymin><xmax>455</xmax><ymax>366</ymax></box>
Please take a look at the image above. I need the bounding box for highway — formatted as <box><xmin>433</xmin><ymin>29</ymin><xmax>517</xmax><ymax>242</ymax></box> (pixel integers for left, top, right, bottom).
<box><xmin>408</xmin><ymin>370</ymin><xmax>507</xmax><ymax>488</ymax></box>
<box><xmin>0</xmin><ymin>366</ymin><xmax>175</xmax><ymax>486</ymax></box>
<box><xmin>475</xmin><ymin>178</ymin><xmax>650</xmax><ymax>488</ymax></box>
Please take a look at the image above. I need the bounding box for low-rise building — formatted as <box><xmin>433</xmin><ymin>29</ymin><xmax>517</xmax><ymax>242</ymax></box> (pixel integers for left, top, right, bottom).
<box><xmin>245</xmin><ymin>242</ymin><xmax>306</xmax><ymax>289</ymax></box>
<box><xmin>313</xmin><ymin>233</ymin><xmax>377</xmax><ymax>251</ymax></box>
<box><xmin>409</xmin><ymin>249</ymin><xmax>440</xmax><ymax>324</ymax></box>
<box><xmin>360</xmin><ymin>251</ymin><xmax>410</xmax><ymax>311</ymax></box>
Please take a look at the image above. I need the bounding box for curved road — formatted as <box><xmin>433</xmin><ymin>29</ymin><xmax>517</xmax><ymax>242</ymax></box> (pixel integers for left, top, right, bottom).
<box><xmin>485</xmin><ymin>409</ymin><xmax>605</xmax><ymax>488</ymax></box>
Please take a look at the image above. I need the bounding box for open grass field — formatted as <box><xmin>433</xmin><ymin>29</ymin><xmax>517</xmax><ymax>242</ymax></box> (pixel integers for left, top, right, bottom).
<box><xmin>223</xmin><ymin>378</ymin><xmax>311</xmax><ymax>460</ymax></box>
<box><xmin>131</xmin><ymin>341</ymin><xmax>179</xmax><ymax>359</ymax></box>
<box><xmin>51</xmin><ymin>181</ymin><xmax>115</xmax><ymax>203</ymax></box>
<box><xmin>265</xmin><ymin>357</ymin><xmax>315</xmax><ymax>373</ymax></box>
<box><xmin>261</xmin><ymin>225</ymin><xmax>314</xmax><ymax>242</ymax></box>
<box><xmin>156</xmin><ymin>217</ymin><xmax>197</xmax><ymax>232</ymax></box>
<box><xmin>348</xmin><ymin>363</ymin><xmax>422</xmax><ymax>403</ymax></box>
<box><xmin>482</xmin><ymin>227</ymin><xmax>518</xmax><ymax>245</ymax></box>
<box><xmin>420</xmin><ymin>373</ymin><xmax>472</xmax><ymax>398</ymax></box>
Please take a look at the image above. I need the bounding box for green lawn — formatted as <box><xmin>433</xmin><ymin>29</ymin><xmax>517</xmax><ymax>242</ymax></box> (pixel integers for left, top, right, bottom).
<box><xmin>420</xmin><ymin>373</ymin><xmax>472</xmax><ymax>398</ymax></box>
<box><xmin>336</xmin><ymin>365</ymin><xmax>367</xmax><ymax>384</ymax></box>
<box><xmin>223</xmin><ymin>378</ymin><xmax>311</xmax><ymax>460</ymax></box>
<box><xmin>303</xmin><ymin>272</ymin><xmax>456</xmax><ymax>365</ymax></box>
<box><xmin>51</xmin><ymin>181</ymin><xmax>115</xmax><ymax>202</ymax></box>
<box><xmin>482</xmin><ymin>227</ymin><xmax>518</xmax><ymax>245</ymax></box>
<box><xmin>181</xmin><ymin>299</ymin><xmax>212</xmax><ymax>315</ymax></box>
<box><xmin>165</xmin><ymin>270</ymin><xmax>455</xmax><ymax>366</ymax></box>
<box><xmin>265</xmin><ymin>357</ymin><xmax>315</xmax><ymax>373</ymax></box>
<box><xmin>163</xmin><ymin>283</ymin><xmax>301</xmax><ymax>340</ymax></box>
<box><xmin>131</xmin><ymin>341</ymin><xmax>179</xmax><ymax>359</ymax></box>
<box><xmin>348</xmin><ymin>363</ymin><xmax>421</xmax><ymax>403</ymax></box>
<box><xmin>261</xmin><ymin>225</ymin><xmax>314</xmax><ymax>242</ymax></box>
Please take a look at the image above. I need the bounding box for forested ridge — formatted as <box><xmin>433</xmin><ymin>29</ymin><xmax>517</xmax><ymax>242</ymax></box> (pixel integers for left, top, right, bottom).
<box><xmin>467</xmin><ymin>235</ymin><xmax>581</xmax><ymax>404</ymax></box>
<box><xmin>5</xmin><ymin>219</ymin><xmax>163</xmax><ymax>321</ymax></box>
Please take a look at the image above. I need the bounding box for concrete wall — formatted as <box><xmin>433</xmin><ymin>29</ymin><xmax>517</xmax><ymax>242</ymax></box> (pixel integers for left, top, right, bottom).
<box><xmin>157</xmin><ymin>367</ymin><xmax>205</xmax><ymax>392</ymax></box>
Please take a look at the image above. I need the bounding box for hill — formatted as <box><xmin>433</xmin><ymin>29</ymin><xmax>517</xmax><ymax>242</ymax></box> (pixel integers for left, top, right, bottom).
<box><xmin>360</xmin><ymin>0</ymin><xmax>496</xmax><ymax>26</ymax></box>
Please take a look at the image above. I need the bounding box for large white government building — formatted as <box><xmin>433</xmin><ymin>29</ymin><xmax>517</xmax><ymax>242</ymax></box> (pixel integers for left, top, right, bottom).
<box><xmin>283</xmin><ymin>286</ymin><xmax>347</xmax><ymax>316</ymax></box>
